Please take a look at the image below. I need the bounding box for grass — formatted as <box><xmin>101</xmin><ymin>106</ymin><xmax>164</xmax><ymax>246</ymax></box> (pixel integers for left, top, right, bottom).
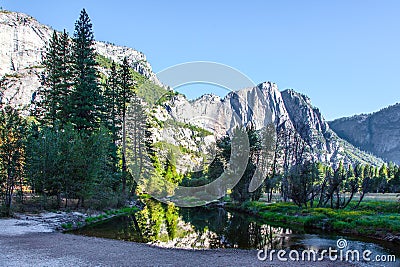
<box><xmin>233</xmin><ymin>199</ymin><xmax>400</xmax><ymax>240</ymax></box>
<box><xmin>60</xmin><ymin>206</ymin><xmax>140</xmax><ymax>231</ymax></box>
<box><xmin>83</xmin><ymin>206</ymin><xmax>139</xmax><ymax>225</ymax></box>
<box><xmin>61</xmin><ymin>222</ymin><xmax>73</xmax><ymax>229</ymax></box>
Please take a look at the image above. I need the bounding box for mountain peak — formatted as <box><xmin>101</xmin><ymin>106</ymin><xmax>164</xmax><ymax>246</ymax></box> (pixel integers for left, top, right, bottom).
<box><xmin>0</xmin><ymin>9</ymin><xmax>36</xmax><ymax>23</ymax></box>
<box><xmin>257</xmin><ymin>81</ymin><xmax>278</xmax><ymax>91</ymax></box>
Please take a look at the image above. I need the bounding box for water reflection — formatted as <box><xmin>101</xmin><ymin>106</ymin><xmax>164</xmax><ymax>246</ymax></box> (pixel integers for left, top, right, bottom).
<box><xmin>75</xmin><ymin>199</ymin><xmax>294</xmax><ymax>250</ymax></box>
<box><xmin>73</xmin><ymin>199</ymin><xmax>399</xmax><ymax>263</ymax></box>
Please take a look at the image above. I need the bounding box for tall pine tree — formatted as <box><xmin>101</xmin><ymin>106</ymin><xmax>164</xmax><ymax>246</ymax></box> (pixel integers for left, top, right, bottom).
<box><xmin>69</xmin><ymin>9</ymin><xmax>104</xmax><ymax>134</ymax></box>
<box><xmin>126</xmin><ymin>91</ymin><xmax>148</xmax><ymax>195</ymax></box>
<box><xmin>119</xmin><ymin>57</ymin><xmax>134</xmax><ymax>195</ymax></box>
<box><xmin>57</xmin><ymin>29</ymin><xmax>73</xmax><ymax>124</ymax></box>
<box><xmin>36</xmin><ymin>30</ymin><xmax>72</xmax><ymax>127</ymax></box>
<box><xmin>104</xmin><ymin>61</ymin><xmax>121</xmax><ymax>144</ymax></box>
<box><xmin>37</xmin><ymin>31</ymin><xmax>60</xmax><ymax>126</ymax></box>
<box><xmin>103</xmin><ymin>61</ymin><xmax>121</xmax><ymax>176</ymax></box>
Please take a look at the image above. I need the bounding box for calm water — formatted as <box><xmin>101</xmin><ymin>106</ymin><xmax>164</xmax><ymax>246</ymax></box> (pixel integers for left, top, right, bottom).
<box><xmin>73</xmin><ymin>199</ymin><xmax>399</xmax><ymax>265</ymax></box>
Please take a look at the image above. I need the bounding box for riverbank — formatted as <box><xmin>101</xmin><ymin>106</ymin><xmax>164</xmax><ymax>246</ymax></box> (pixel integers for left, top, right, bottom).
<box><xmin>0</xmin><ymin>205</ymin><xmax>394</xmax><ymax>266</ymax></box>
<box><xmin>228</xmin><ymin>200</ymin><xmax>400</xmax><ymax>244</ymax></box>
<box><xmin>0</xmin><ymin>231</ymin><xmax>358</xmax><ymax>267</ymax></box>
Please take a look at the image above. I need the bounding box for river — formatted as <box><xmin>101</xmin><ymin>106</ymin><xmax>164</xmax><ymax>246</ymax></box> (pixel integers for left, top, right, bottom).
<box><xmin>73</xmin><ymin>199</ymin><xmax>399</xmax><ymax>266</ymax></box>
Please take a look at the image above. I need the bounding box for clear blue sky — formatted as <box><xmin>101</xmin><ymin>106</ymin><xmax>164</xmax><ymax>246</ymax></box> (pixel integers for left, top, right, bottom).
<box><xmin>2</xmin><ymin>0</ymin><xmax>399</xmax><ymax>120</ymax></box>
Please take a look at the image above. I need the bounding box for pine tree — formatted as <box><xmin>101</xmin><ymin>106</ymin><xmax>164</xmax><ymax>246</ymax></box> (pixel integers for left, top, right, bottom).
<box><xmin>104</xmin><ymin>61</ymin><xmax>121</xmax><ymax>142</ymax></box>
<box><xmin>36</xmin><ymin>30</ymin><xmax>72</xmax><ymax>127</ymax></box>
<box><xmin>69</xmin><ymin>9</ymin><xmax>104</xmax><ymax>134</ymax></box>
<box><xmin>118</xmin><ymin>57</ymin><xmax>134</xmax><ymax>194</ymax></box>
<box><xmin>37</xmin><ymin>31</ymin><xmax>60</xmax><ymax>126</ymax></box>
<box><xmin>126</xmin><ymin>92</ymin><xmax>148</xmax><ymax>195</ymax></box>
<box><xmin>103</xmin><ymin>61</ymin><xmax>121</xmax><ymax>175</ymax></box>
<box><xmin>0</xmin><ymin>106</ymin><xmax>27</xmax><ymax>216</ymax></box>
<box><xmin>57</xmin><ymin>29</ymin><xmax>73</xmax><ymax>124</ymax></box>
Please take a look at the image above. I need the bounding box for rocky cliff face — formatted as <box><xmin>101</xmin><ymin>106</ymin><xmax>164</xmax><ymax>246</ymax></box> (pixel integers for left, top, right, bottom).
<box><xmin>165</xmin><ymin>82</ymin><xmax>288</xmax><ymax>137</ymax></box>
<box><xmin>0</xmin><ymin>9</ymin><xmax>384</xmax><ymax>169</ymax></box>
<box><xmin>329</xmin><ymin>104</ymin><xmax>400</xmax><ymax>164</ymax></box>
<box><xmin>0</xmin><ymin>10</ymin><xmax>160</xmax><ymax>108</ymax></box>
<box><xmin>160</xmin><ymin>82</ymin><xmax>383</xmax><ymax>167</ymax></box>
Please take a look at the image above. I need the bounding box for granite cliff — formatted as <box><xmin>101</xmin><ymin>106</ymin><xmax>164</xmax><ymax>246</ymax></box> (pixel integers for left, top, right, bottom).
<box><xmin>0</xmin><ymin>10</ymin><xmax>160</xmax><ymax>108</ymax></box>
<box><xmin>329</xmin><ymin>104</ymin><xmax>400</xmax><ymax>164</ymax></box>
<box><xmin>159</xmin><ymin>82</ymin><xmax>383</xmax><ymax>167</ymax></box>
<box><xmin>0</xmin><ymin>9</ymin><xmax>384</xmax><ymax>170</ymax></box>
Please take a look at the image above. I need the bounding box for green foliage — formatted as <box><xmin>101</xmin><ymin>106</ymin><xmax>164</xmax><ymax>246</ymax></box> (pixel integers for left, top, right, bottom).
<box><xmin>238</xmin><ymin>200</ymin><xmax>400</xmax><ymax>237</ymax></box>
<box><xmin>83</xmin><ymin>206</ymin><xmax>139</xmax><ymax>225</ymax></box>
<box><xmin>0</xmin><ymin>106</ymin><xmax>27</xmax><ymax>216</ymax></box>
<box><xmin>96</xmin><ymin>49</ymin><xmax>167</xmax><ymax>107</ymax></box>
<box><xmin>135</xmin><ymin>79</ymin><xmax>168</xmax><ymax>105</ymax></box>
<box><xmin>69</xmin><ymin>9</ymin><xmax>104</xmax><ymax>134</ymax></box>
<box><xmin>96</xmin><ymin>54</ymin><xmax>114</xmax><ymax>69</ymax></box>
<box><xmin>155</xmin><ymin>91</ymin><xmax>179</xmax><ymax>105</ymax></box>
<box><xmin>35</xmin><ymin>30</ymin><xmax>72</xmax><ymax>127</ymax></box>
<box><xmin>165</xmin><ymin>203</ymin><xmax>179</xmax><ymax>239</ymax></box>
<box><xmin>61</xmin><ymin>222</ymin><xmax>73</xmax><ymax>229</ymax></box>
<box><xmin>25</xmin><ymin>124</ymin><xmax>118</xmax><ymax>209</ymax></box>
<box><xmin>231</xmin><ymin>126</ymin><xmax>264</xmax><ymax>203</ymax></box>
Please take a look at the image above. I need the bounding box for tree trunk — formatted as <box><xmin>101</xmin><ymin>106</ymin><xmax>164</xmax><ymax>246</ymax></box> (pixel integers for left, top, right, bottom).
<box><xmin>57</xmin><ymin>192</ymin><xmax>62</xmax><ymax>208</ymax></box>
<box><xmin>354</xmin><ymin>192</ymin><xmax>366</xmax><ymax>209</ymax></box>
<box><xmin>343</xmin><ymin>191</ymin><xmax>355</xmax><ymax>209</ymax></box>
<box><xmin>122</xmin><ymin>111</ymin><xmax>127</xmax><ymax>196</ymax></box>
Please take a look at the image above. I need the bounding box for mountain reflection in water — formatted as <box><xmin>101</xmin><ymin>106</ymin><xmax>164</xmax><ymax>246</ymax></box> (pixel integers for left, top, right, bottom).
<box><xmin>74</xmin><ymin>199</ymin><xmax>294</xmax><ymax>250</ymax></box>
<box><xmin>73</xmin><ymin>198</ymin><xmax>400</xmax><ymax>265</ymax></box>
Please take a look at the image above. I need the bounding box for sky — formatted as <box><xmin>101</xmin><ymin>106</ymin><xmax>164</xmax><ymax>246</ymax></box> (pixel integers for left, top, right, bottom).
<box><xmin>1</xmin><ymin>0</ymin><xmax>399</xmax><ymax>120</ymax></box>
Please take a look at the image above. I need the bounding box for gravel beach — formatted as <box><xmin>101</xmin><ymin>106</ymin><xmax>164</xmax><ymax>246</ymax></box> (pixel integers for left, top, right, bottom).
<box><xmin>0</xmin><ymin>215</ymin><xmax>358</xmax><ymax>267</ymax></box>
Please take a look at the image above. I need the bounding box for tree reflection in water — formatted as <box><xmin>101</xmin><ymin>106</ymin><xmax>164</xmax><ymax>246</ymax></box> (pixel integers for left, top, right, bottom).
<box><xmin>74</xmin><ymin>199</ymin><xmax>294</xmax><ymax>250</ymax></box>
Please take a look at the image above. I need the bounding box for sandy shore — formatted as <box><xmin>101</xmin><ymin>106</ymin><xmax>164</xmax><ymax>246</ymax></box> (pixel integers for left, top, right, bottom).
<box><xmin>0</xmin><ymin>215</ymin><xmax>359</xmax><ymax>267</ymax></box>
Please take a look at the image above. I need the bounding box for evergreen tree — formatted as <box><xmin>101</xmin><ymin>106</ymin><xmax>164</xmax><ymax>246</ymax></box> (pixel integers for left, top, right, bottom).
<box><xmin>373</xmin><ymin>163</ymin><xmax>389</xmax><ymax>193</ymax></box>
<box><xmin>0</xmin><ymin>106</ymin><xmax>27</xmax><ymax>216</ymax></box>
<box><xmin>355</xmin><ymin>164</ymin><xmax>371</xmax><ymax>208</ymax></box>
<box><xmin>118</xmin><ymin>57</ymin><xmax>134</xmax><ymax>194</ymax></box>
<box><xmin>56</xmin><ymin>29</ymin><xmax>73</xmax><ymax>124</ymax></box>
<box><xmin>26</xmin><ymin>123</ymin><xmax>116</xmax><ymax>209</ymax></box>
<box><xmin>343</xmin><ymin>164</ymin><xmax>358</xmax><ymax>208</ymax></box>
<box><xmin>231</xmin><ymin>126</ymin><xmax>262</xmax><ymax>203</ymax></box>
<box><xmin>126</xmin><ymin>92</ymin><xmax>148</xmax><ymax>195</ymax></box>
<box><xmin>104</xmin><ymin>62</ymin><xmax>121</xmax><ymax>143</ymax></box>
<box><xmin>390</xmin><ymin>167</ymin><xmax>400</xmax><ymax>193</ymax></box>
<box><xmin>36</xmin><ymin>30</ymin><xmax>72</xmax><ymax>127</ymax></box>
<box><xmin>69</xmin><ymin>9</ymin><xmax>104</xmax><ymax>134</ymax></box>
<box><xmin>103</xmin><ymin>61</ymin><xmax>121</xmax><ymax>174</ymax></box>
<box><xmin>333</xmin><ymin>161</ymin><xmax>346</xmax><ymax>209</ymax></box>
<box><xmin>37</xmin><ymin>31</ymin><xmax>60</xmax><ymax>126</ymax></box>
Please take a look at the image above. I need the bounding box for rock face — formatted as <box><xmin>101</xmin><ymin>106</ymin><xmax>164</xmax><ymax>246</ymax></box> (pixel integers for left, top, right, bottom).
<box><xmin>160</xmin><ymin>82</ymin><xmax>383</xmax><ymax>167</ymax></box>
<box><xmin>0</xmin><ymin>10</ymin><xmax>160</xmax><ymax>108</ymax></box>
<box><xmin>329</xmin><ymin>104</ymin><xmax>400</xmax><ymax>164</ymax></box>
<box><xmin>0</xmin><ymin>9</ymin><xmax>384</xmax><ymax>168</ymax></box>
<box><xmin>165</xmin><ymin>82</ymin><xmax>288</xmax><ymax>137</ymax></box>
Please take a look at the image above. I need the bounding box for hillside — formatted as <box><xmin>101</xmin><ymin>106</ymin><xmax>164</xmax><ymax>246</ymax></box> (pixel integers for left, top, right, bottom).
<box><xmin>329</xmin><ymin>103</ymin><xmax>400</xmax><ymax>164</ymax></box>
